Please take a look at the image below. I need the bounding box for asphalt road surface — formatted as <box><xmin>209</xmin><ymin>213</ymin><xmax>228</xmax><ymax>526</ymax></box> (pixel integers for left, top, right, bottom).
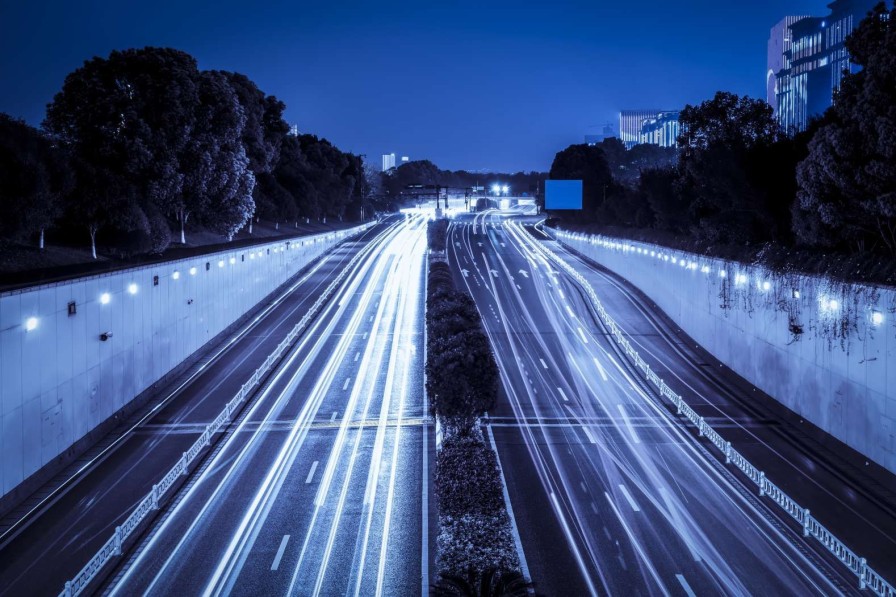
<box><xmin>0</xmin><ymin>215</ymin><xmax>433</xmax><ymax>597</ymax></box>
<box><xmin>448</xmin><ymin>208</ymin><xmax>896</xmax><ymax>596</ymax></box>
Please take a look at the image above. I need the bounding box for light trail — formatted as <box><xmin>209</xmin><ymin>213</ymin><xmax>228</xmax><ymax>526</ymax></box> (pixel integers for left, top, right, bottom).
<box><xmin>108</xmin><ymin>216</ymin><xmax>428</xmax><ymax>597</ymax></box>
<box><xmin>446</xmin><ymin>214</ymin><xmax>848</xmax><ymax>595</ymax></box>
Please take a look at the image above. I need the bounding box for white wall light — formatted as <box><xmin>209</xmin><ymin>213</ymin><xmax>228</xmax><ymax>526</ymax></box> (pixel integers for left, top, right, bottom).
<box><xmin>871</xmin><ymin>310</ymin><xmax>884</xmax><ymax>326</ymax></box>
<box><xmin>218</xmin><ymin>260</ymin><xmax>225</xmax><ymax>268</ymax></box>
<box><xmin>100</xmin><ymin>293</ymin><xmax>111</xmax><ymax>305</ymax></box>
<box><xmin>127</xmin><ymin>283</ymin><xmax>138</xmax><ymax>295</ymax></box>
<box><xmin>189</xmin><ymin>267</ymin><xmax>197</xmax><ymax>275</ymax></box>
<box><xmin>25</xmin><ymin>317</ymin><xmax>38</xmax><ymax>331</ymax></box>
<box><xmin>172</xmin><ymin>271</ymin><xmax>180</xmax><ymax>280</ymax></box>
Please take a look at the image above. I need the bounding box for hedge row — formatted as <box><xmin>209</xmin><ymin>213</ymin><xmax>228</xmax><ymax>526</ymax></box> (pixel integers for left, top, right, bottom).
<box><xmin>425</xmin><ymin>261</ymin><xmax>499</xmax><ymax>434</ymax></box>
<box><xmin>426</xmin><ymin>223</ymin><xmax>526</xmax><ymax>588</ymax></box>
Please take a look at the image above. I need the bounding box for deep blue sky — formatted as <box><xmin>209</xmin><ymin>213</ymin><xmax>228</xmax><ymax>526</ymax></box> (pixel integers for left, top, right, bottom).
<box><xmin>1</xmin><ymin>0</ymin><xmax>823</xmax><ymax>172</ymax></box>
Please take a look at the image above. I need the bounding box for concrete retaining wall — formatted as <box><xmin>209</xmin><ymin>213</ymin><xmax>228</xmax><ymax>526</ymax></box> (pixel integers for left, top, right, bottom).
<box><xmin>0</xmin><ymin>225</ymin><xmax>371</xmax><ymax>500</ymax></box>
<box><xmin>552</xmin><ymin>229</ymin><xmax>896</xmax><ymax>474</ymax></box>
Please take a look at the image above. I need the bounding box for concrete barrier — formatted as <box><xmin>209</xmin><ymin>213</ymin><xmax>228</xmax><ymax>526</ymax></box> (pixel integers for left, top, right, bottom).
<box><xmin>0</xmin><ymin>225</ymin><xmax>371</xmax><ymax>502</ymax></box>
<box><xmin>551</xmin><ymin>228</ymin><xmax>896</xmax><ymax>475</ymax></box>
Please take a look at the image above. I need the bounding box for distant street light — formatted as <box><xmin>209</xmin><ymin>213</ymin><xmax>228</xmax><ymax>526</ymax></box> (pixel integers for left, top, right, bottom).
<box><xmin>502</xmin><ymin>185</ymin><xmax>509</xmax><ymax>195</ymax></box>
<box><xmin>492</xmin><ymin>184</ymin><xmax>501</xmax><ymax>196</ymax></box>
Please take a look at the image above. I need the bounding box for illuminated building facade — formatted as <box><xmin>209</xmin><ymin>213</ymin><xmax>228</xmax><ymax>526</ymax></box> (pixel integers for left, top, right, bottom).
<box><xmin>619</xmin><ymin>110</ymin><xmax>679</xmax><ymax>149</ymax></box>
<box><xmin>771</xmin><ymin>0</ymin><xmax>876</xmax><ymax>133</ymax></box>
<box><xmin>639</xmin><ymin>111</ymin><xmax>680</xmax><ymax>148</ymax></box>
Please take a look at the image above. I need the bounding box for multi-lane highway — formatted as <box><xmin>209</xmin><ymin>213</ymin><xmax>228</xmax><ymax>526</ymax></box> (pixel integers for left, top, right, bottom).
<box><xmin>447</xmin><ymin>209</ymin><xmax>896</xmax><ymax>596</ymax></box>
<box><xmin>0</xmin><ymin>215</ymin><xmax>432</xmax><ymax>597</ymax></box>
<box><xmin>3</xmin><ymin>205</ymin><xmax>895</xmax><ymax>597</ymax></box>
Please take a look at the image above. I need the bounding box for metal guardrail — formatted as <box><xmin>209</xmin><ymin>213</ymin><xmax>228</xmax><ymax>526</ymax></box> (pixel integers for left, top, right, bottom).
<box><xmin>529</xmin><ymin>224</ymin><xmax>895</xmax><ymax>597</ymax></box>
<box><xmin>60</xmin><ymin>222</ymin><xmax>377</xmax><ymax>597</ymax></box>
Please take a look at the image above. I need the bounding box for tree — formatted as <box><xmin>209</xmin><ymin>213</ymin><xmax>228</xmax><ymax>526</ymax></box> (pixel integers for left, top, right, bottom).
<box><xmin>0</xmin><ymin>114</ymin><xmax>69</xmax><ymax>248</ymax></box>
<box><xmin>794</xmin><ymin>3</ymin><xmax>896</xmax><ymax>255</ymax></box>
<box><xmin>44</xmin><ymin>47</ymin><xmax>200</xmax><ymax>246</ymax></box>
<box><xmin>678</xmin><ymin>91</ymin><xmax>781</xmax><ymax>155</ymax></box>
<box><xmin>548</xmin><ymin>144</ymin><xmax>612</xmax><ymax>222</ymax></box>
<box><xmin>676</xmin><ymin>92</ymin><xmax>788</xmax><ymax>243</ymax></box>
<box><xmin>186</xmin><ymin>70</ymin><xmax>255</xmax><ymax>241</ymax></box>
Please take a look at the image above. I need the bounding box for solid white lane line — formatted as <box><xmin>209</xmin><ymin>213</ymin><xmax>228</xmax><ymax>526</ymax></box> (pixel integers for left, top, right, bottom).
<box><xmin>618</xmin><ymin>484</ymin><xmax>640</xmax><ymax>512</ymax></box>
<box><xmin>577</xmin><ymin>326</ymin><xmax>589</xmax><ymax>344</ymax></box>
<box><xmin>305</xmin><ymin>461</ymin><xmax>319</xmax><ymax>484</ymax></box>
<box><xmin>593</xmin><ymin>356</ymin><xmax>609</xmax><ymax>382</ymax></box>
<box><xmin>676</xmin><ymin>574</ymin><xmax>697</xmax><ymax>597</ymax></box>
<box><xmin>616</xmin><ymin>404</ymin><xmax>642</xmax><ymax>445</ymax></box>
<box><xmin>582</xmin><ymin>426</ymin><xmax>597</xmax><ymax>445</ymax></box>
<box><xmin>486</xmin><ymin>426</ymin><xmax>532</xmax><ymax>583</ymax></box>
<box><xmin>343</xmin><ymin>377</ymin><xmax>352</xmax><ymax>390</ymax></box>
<box><xmin>540</xmin><ymin>358</ymin><xmax>548</xmax><ymax>369</ymax></box>
<box><xmin>557</xmin><ymin>387</ymin><xmax>570</xmax><ymax>402</ymax></box>
<box><xmin>271</xmin><ymin>535</ymin><xmax>290</xmax><ymax>571</ymax></box>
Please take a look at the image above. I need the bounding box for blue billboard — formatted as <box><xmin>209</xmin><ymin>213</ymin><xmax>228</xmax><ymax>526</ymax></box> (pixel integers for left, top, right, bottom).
<box><xmin>545</xmin><ymin>180</ymin><xmax>583</xmax><ymax>210</ymax></box>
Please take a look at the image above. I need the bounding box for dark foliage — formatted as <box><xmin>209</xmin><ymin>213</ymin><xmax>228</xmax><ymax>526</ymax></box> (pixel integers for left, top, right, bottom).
<box><xmin>433</xmin><ymin>568</ymin><xmax>536</xmax><ymax>597</ymax></box>
<box><xmin>0</xmin><ymin>115</ymin><xmax>70</xmax><ymax>248</ymax></box>
<box><xmin>425</xmin><ymin>258</ymin><xmax>499</xmax><ymax>432</ymax></box>
<box><xmin>1</xmin><ymin>47</ymin><xmax>364</xmax><ymax>258</ymax></box>
<box><xmin>428</xmin><ymin>219</ymin><xmax>449</xmax><ymax>252</ymax></box>
<box><xmin>381</xmin><ymin>160</ymin><xmax>546</xmax><ymax>205</ymax></box>
<box><xmin>436</xmin><ymin>436</ymin><xmax>505</xmax><ymax>518</ymax></box>
<box><xmin>547</xmin><ymin>143</ymin><xmax>613</xmax><ymax>223</ymax></box>
<box><xmin>794</xmin><ymin>2</ymin><xmax>896</xmax><ymax>256</ymax></box>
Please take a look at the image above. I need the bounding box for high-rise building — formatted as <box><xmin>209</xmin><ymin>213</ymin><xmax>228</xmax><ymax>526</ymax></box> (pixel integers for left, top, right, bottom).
<box><xmin>770</xmin><ymin>0</ymin><xmax>876</xmax><ymax>133</ymax></box>
<box><xmin>767</xmin><ymin>16</ymin><xmax>807</xmax><ymax>113</ymax></box>
<box><xmin>619</xmin><ymin>110</ymin><xmax>679</xmax><ymax>149</ymax></box>
<box><xmin>639</xmin><ymin>111</ymin><xmax>680</xmax><ymax>148</ymax></box>
<box><xmin>382</xmin><ymin>153</ymin><xmax>396</xmax><ymax>172</ymax></box>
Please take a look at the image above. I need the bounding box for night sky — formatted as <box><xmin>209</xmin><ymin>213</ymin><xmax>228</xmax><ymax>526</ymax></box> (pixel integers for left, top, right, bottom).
<box><xmin>1</xmin><ymin>0</ymin><xmax>823</xmax><ymax>172</ymax></box>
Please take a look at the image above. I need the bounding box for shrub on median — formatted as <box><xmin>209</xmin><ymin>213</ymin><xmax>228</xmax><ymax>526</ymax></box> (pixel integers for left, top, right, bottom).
<box><xmin>428</xmin><ymin>218</ymin><xmax>449</xmax><ymax>252</ymax></box>
<box><xmin>436</xmin><ymin>512</ymin><xmax>520</xmax><ymax>578</ymax></box>
<box><xmin>436</xmin><ymin>435</ymin><xmax>505</xmax><ymax>517</ymax></box>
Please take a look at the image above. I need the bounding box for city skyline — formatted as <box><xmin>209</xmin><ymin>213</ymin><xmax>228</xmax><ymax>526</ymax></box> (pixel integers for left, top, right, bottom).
<box><xmin>1</xmin><ymin>0</ymin><xmax>835</xmax><ymax>171</ymax></box>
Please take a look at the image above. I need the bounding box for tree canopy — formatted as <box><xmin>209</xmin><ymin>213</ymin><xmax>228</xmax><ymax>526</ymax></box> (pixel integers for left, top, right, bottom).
<box><xmin>1</xmin><ymin>46</ymin><xmax>366</xmax><ymax>257</ymax></box>
<box><xmin>794</xmin><ymin>2</ymin><xmax>896</xmax><ymax>255</ymax></box>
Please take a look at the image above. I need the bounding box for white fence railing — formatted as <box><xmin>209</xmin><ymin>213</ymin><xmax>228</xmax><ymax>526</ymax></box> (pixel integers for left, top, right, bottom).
<box><xmin>525</xmin><ymin>223</ymin><xmax>895</xmax><ymax>597</ymax></box>
<box><xmin>60</xmin><ymin>222</ymin><xmax>378</xmax><ymax>597</ymax></box>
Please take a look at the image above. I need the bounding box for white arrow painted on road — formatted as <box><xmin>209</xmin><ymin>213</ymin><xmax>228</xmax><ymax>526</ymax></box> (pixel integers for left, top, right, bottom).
<box><xmin>490</xmin><ymin>269</ymin><xmax>499</xmax><ymax>278</ymax></box>
<box><xmin>477</xmin><ymin>242</ymin><xmax>483</xmax><ymax>247</ymax></box>
<box><xmin>518</xmin><ymin>270</ymin><xmax>529</xmax><ymax>278</ymax></box>
<box><xmin>461</xmin><ymin>269</ymin><xmax>469</xmax><ymax>278</ymax></box>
